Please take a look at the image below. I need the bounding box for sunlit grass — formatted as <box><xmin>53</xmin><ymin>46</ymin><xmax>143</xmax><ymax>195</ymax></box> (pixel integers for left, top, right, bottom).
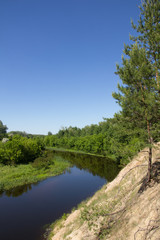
<box><xmin>46</xmin><ymin>146</ymin><xmax>106</xmax><ymax>157</ymax></box>
<box><xmin>0</xmin><ymin>156</ymin><xmax>72</xmax><ymax>191</ymax></box>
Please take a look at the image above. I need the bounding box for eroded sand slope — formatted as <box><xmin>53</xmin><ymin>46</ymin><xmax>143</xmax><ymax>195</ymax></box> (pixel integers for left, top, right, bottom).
<box><xmin>50</xmin><ymin>143</ymin><xmax>160</xmax><ymax>240</ymax></box>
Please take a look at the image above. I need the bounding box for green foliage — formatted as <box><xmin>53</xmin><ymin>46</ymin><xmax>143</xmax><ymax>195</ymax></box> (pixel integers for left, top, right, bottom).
<box><xmin>131</xmin><ymin>0</ymin><xmax>160</xmax><ymax>71</ymax></box>
<box><xmin>0</xmin><ymin>135</ymin><xmax>44</xmax><ymax>165</ymax></box>
<box><xmin>113</xmin><ymin>29</ymin><xmax>160</xmax><ymax>145</ymax></box>
<box><xmin>48</xmin><ymin>131</ymin><xmax>52</xmax><ymax>136</ymax></box>
<box><xmin>112</xmin><ymin>0</ymin><xmax>160</xmax><ymax>180</ymax></box>
<box><xmin>8</xmin><ymin>131</ymin><xmax>28</xmax><ymax>137</ymax></box>
<box><xmin>0</xmin><ymin>151</ymin><xmax>71</xmax><ymax>192</ymax></box>
<box><xmin>103</xmin><ymin>116</ymin><xmax>146</xmax><ymax>165</ymax></box>
<box><xmin>31</xmin><ymin>151</ymin><xmax>54</xmax><ymax>169</ymax></box>
<box><xmin>0</xmin><ymin>120</ymin><xmax>8</xmax><ymax>140</ymax></box>
<box><xmin>61</xmin><ymin>213</ymin><xmax>69</xmax><ymax>220</ymax></box>
<box><xmin>51</xmin><ymin>150</ymin><xmax>119</xmax><ymax>181</ymax></box>
<box><xmin>43</xmin><ymin>117</ymin><xmax>146</xmax><ymax>166</ymax></box>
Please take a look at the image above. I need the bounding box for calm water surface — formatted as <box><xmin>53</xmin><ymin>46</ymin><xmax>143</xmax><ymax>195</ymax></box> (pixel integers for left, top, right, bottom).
<box><xmin>0</xmin><ymin>151</ymin><xmax>119</xmax><ymax>240</ymax></box>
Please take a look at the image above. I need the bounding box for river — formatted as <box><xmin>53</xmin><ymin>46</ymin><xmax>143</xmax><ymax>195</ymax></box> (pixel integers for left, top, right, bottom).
<box><xmin>0</xmin><ymin>151</ymin><xmax>119</xmax><ymax>240</ymax></box>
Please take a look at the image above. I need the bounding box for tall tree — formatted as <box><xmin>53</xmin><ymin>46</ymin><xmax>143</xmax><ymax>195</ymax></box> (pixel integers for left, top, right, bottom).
<box><xmin>48</xmin><ymin>131</ymin><xmax>52</xmax><ymax>136</ymax></box>
<box><xmin>130</xmin><ymin>0</ymin><xmax>160</xmax><ymax>89</ymax></box>
<box><xmin>113</xmin><ymin>0</ymin><xmax>160</xmax><ymax>181</ymax></box>
<box><xmin>0</xmin><ymin>120</ymin><xmax>8</xmax><ymax>140</ymax></box>
<box><xmin>113</xmin><ymin>44</ymin><xmax>160</xmax><ymax>181</ymax></box>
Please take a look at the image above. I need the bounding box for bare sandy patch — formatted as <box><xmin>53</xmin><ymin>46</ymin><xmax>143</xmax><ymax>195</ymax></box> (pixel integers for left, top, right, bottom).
<box><xmin>50</xmin><ymin>143</ymin><xmax>160</xmax><ymax>240</ymax></box>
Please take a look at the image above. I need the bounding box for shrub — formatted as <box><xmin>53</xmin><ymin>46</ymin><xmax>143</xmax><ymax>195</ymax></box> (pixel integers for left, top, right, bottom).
<box><xmin>0</xmin><ymin>135</ymin><xmax>44</xmax><ymax>165</ymax></box>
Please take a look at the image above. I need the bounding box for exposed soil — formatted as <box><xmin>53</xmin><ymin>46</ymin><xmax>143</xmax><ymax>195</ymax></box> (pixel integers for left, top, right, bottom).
<box><xmin>50</xmin><ymin>143</ymin><xmax>160</xmax><ymax>240</ymax></box>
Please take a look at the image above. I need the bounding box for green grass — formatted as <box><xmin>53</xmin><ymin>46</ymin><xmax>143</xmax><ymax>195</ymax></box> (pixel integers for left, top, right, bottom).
<box><xmin>46</xmin><ymin>146</ymin><xmax>107</xmax><ymax>158</ymax></box>
<box><xmin>0</xmin><ymin>156</ymin><xmax>72</xmax><ymax>191</ymax></box>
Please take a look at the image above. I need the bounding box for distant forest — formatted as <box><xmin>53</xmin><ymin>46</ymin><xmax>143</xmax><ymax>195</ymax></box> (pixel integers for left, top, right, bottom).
<box><xmin>0</xmin><ymin>116</ymin><xmax>157</xmax><ymax>166</ymax></box>
<box><xmin>44</xmin><ymin>116</ymin><xmax>148</xmax><ymax>165</ymax></box>
<box><xmin>0</xmin><ymin>0</ymin><xmax>160</xmax><ymax>180</ymax></box>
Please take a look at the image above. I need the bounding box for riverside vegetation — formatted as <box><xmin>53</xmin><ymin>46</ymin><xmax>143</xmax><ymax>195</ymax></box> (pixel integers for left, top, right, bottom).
<box><xmin>49</xmin><ymin>143</ymin><xmax>160</xmax><ymax>240</ymax></box>
<box><xmin>0</xmin><ymin>118</ymin><xmax>146</xmax><ymax>192</ymax></box>
<box><xmin>0</xmin><ymin>0</ymin><xmax>160</xmax><ymax>238</ymax></box>
<box><xmin>0</xmin><ymin>132</ymin><xmax>71</xmax><ymax>191</ymax></box>
<box><xmin>47</xmin><ymin>0</ymin><xmax>160</xmax><ymax>239</ymax></box>
<box><xmin>44</xmin><ymin>0</ymin><xmax>160</xmax><ymax>183</ymax></box>
<box><xmin>0</xmin><ymin>117</ymin><xmax>146</xmax><ymax>192</ymax></box>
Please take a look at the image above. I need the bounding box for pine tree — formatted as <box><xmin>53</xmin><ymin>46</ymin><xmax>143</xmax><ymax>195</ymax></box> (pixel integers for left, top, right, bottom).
<box><xmin>113</xmin><ymin>44</ymin><xmax>160</xmax><ymax>181</ymax></box>
<box><xmin>131</xmin><ymin>0</ymin><xmax>160</xmax><ymax>89</ymax></box>
<box><xmin>113</xmin><ymin>0</ymin><xmax>160</xmax><ymax>181</ymax></box>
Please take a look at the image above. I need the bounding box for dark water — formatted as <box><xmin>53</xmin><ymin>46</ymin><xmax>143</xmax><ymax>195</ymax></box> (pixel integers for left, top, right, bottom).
<box><xmin>0</xmin><ymin>151</ymin><xmax>119</xmax><ymax>240</ymax></box>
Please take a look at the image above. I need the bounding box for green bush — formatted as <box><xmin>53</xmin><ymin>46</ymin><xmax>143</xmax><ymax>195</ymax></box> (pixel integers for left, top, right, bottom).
<box><xmin>31</xmin><ymin>155</ymin><xmax>54</xmax><ymax>169</ymax></box>
<box><xmin>0</xmin><ymin>135</ymin><xmax>44</xmax><ymax>165</ymax></box>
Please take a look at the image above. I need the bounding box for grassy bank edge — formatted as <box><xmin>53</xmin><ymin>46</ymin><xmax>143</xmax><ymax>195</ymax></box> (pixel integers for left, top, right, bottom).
<box><xmin>0</xmin><ymin>155</ymin><xmax>72</xmax><ymax>192</ymax></box>
<box><xmin>45</xmin><ymin>193</ymin><xmax>95</xmax><ymax>240</ymax></box>
<box><xmin>46</xmin><ymin>145</ymin><xmax>160</xmax><ymax>240</ymax></box>
<box><xmin>46</xmin><ymin>146</ymin><xmax>116</xmax><ymax>160</ymax></box>
<box><xmin>0</xmin><ymin>146</ymin><xmax>116</xmax><ymax>193</ymax></box>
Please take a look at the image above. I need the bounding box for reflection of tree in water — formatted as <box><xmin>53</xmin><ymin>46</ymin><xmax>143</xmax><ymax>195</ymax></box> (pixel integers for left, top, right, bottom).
<box><xmin>0</xmin><ymin>151</ymin><xmax>119</xmax><ymax>197</ymax></box>
<box><xmin>0</xmin><ymin>182</ymin><xmax>39</xmax><ymax>198</ymax></box>
<box><xmin>52</xmin><ymin>150</ymin><xmax>120</xmax><ymax>182</ymax></box>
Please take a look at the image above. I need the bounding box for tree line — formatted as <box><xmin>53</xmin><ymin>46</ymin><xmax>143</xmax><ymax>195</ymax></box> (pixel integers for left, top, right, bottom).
<box><xmin>0</xmin><ymin>0</ymin><xmax>159</xmax><ymax>181</ymax></box>
<box><xmin>0</xmin><ymin>117</ymin><xmax>146</xmax><ymax>166</ymax></box>
<box><xmin>45</xmin><ymin>0</ymin><xmax>160</xmax><ymax>180</ymax></box>
<box><xmin>44</xmin><ymin>117</ymin><xmax>147</xmax><ymax>165</ymax></box>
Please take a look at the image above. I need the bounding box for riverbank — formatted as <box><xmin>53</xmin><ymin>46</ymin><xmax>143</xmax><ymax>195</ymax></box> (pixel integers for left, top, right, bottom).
<box><xmin>0</xmin><ymin>155</ymin><xmax>71</xmax><ymax>192</ymax></box>
<box><xmin>48</xmin><ymin>143</ymin><xmax>160</xmax><ymax>240</ymax></box>
<box><xmin>0</xmin><ymin>147</ymin><xmax>116</xmax><ymax>193</ymax></box>
<box><xmin>46</xmin><ymin>147</ymin><xmax>114</xmax><ymax>159</ymax></box>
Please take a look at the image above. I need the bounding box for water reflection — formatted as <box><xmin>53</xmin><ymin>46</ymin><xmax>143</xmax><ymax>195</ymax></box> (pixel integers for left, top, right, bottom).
<box><xmin>52</xmin><ymin>150</ymin><xmax>119</xmax><ymax>182</ymax></box>
<box><xmin>0</xmin><ymin>151</ymin><xmax>119</xmax><ymax>240</ymax></box>
<box><xmin>0</xmin><ymin>151</ymin><xmax>119</xmax><ymax>197</ymax></box>
<box><xmin>0</xmin><ymin>182</ymin><xmax>39</xmax><ymax>197</ymax></box>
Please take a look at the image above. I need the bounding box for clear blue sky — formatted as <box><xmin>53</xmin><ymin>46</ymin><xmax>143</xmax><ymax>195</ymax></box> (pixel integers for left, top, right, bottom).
<box><xmin>0</xmin><ymin>0</ymin><xmax>140</xmax><ymax>134</ymax></box>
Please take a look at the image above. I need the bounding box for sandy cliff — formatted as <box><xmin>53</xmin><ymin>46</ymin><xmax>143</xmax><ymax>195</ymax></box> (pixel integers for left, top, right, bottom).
<box><xmin>50</xmin><ymin>143</ymin><xmax>160</xmax><ymax>240</ymax></box>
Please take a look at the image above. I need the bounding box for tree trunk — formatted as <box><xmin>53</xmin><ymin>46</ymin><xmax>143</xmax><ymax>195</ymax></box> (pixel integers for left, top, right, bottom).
<box><xmin>156</xmin><ymin>70</ymin><xmax>160</xmax><ymax>94</ymax></box>
<box><xmin>146</xmin><ymin>120</ymin><xmax>152</xmax><ymax>182</ymax></box>
<box><xmin>148</xmin><ymin>147</ymin><xmax>152</xmax><ymax>182</ymax></box>
<box><xmin>156</xmin><ymin>71</ymin><xmax>159</xmax><ymax>88</ymax></box>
